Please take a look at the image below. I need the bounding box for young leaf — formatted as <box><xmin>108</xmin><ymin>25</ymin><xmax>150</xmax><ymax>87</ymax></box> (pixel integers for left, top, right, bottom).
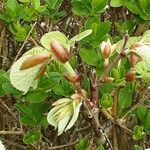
<box><xmin>100</xmin><ymin>93</ymin><xmax>113</xmax><ymax>109</ymax></box>
<box><xmin>79</xmin><ymin>47</ymin><xmax>100</xmax><ymax>66</ymax></box>
<box><xmin>41</xmin><ymin>31</ymin><xmax>68</xmax><ymax>50</ymax></box>
<box><xmin>10</xmin><ymin>47</ymin><xmax>50</xmax><ymax>93</ymax></box>
<box><xmin>75</xmin><ymin>138</ymin><xmax>89</xmax><ymax>150</ymax></box>
<box><xmin>65</xmin><ymin>101</ymin><xmax>82</xmax><ymax>130</ymax></box>
<box><xmin>25</xmin><ymin>89</ymin><xmax>47</xmax><ymax>103</ymax></box>
<box><xmin>69</xmin><ymin>29</ymin><xmax>92</xmax><ymax>47</ymax></box>
<box><xmin>91</xmin><ymin>0</ymin><xmax>108</xmax><ymax>12</ymax></box>
<box><xmin>110</xmin><ymin>0</ymin><xmax>124</xmax><ymax>7</ymax></box>
<box><xmin>133</xmin><ymin>125</ymin><xmax>145</xmax><ymax>141</ymax></box>
<box><xmin>118</xmin><ymin>84</ymin><xmax>132</xmax><ymax>110</ymax></box>
<box><xmin>23</xmin><ymin>131</ymin><xmax>41</xmax><ymax>144</ymax></box>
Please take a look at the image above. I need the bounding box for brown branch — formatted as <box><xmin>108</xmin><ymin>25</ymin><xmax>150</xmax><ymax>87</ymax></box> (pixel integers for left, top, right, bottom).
<box><xmin>0</xmin><ymin>131</ymin><xmax>22</xmax><ymax>135</ymax></box>
<box><xmin>48</xmin><ymin>141</ymin><xmax>78</xmax><ymax>150</ymax></box>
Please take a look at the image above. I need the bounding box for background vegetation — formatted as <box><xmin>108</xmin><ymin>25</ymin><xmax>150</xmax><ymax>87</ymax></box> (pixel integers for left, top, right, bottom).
<box><xmin>1</xmin><ymin>0</ymin><xmax>150</xmax><ymax>149</ymax></box>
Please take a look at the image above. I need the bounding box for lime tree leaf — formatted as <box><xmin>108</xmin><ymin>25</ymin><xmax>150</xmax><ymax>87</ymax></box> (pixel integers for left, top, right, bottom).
<box><xmin>69</xmin><ymin>29</ymin><xmax>92</xmax><ymax>47</ymax></box>
<box><xmin>10</xmin><ymin>47</ymin><xmax>50</xmax><ymax>93</ymax></box>
<box><xmin>23</xmin><ymin>131</ymin><xmax>41</xmax><ymax>144</ymax></box>
<box><xmin>41</xmin><ymin>31</ymin><xmax>68</xmax><ymax>50</ymax></box>
<box><xmin>75</xmin><ymin>138</ymin><xmax>89</xmax><ymax>150</ymax></box>
<box><xmin>25</xmin><ymin>89</ymin><xmax>47</xmax><ymax>103</ymax></box>
<box><xmin>79</xmin><ymin>47</ymin><xmax>100</xmax><ymax>66</ymax></box>
<box><xmin>110</xmin><ymin>0</ymin><xmax>124</xmax><ymax>7</ymax></box>
<box><xmin>65</xmin><ymin>101</ymin><xmax>82</xmax><ymax>130</ymax></box>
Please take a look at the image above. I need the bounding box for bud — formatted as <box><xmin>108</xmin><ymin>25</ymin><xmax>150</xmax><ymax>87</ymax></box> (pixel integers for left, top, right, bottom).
<box><xmin>100</xmin><ymin>39</ymin><xmax>116</xmax><ymax>59</ymax></box>
<box><xmin>64</xmin><ymin>73</ymin><xmax>80</xmax><ymax>83</ymax></box>
<box><xmin>102</xmin><ymin>76</ymin><xmax>114</xmax><ymax>83</ymax></box>
<box><xmin>20</xmin><ymin>55</ymin><xmax>50</xmax><ymax>70</ymax></box>
<box><xmin>125</xmin><ymin>70</ymin><xmax>136</xmax><ymax>82</ymax></box>
<box><xmin>50</xmin><ymin>39</ymin><xmax>70</xmax><ymax>63</ymax></box>
<box><xmin>130</xmin><ymin>53</ymin><xmax>140</xmax><ymax>67</ymax></box>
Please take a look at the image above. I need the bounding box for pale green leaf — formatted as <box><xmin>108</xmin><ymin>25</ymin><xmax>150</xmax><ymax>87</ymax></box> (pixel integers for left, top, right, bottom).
<box><xmin>41</xmin><ymin>31</ymin><xmax>68</xmax><ymax>50</ymax></box>
<box><xmin>10</xmin><ymin>55</ymin><xmax>43</xmax><ymax>93</ymax></box>
<box><xmin>140</xmin><ymin>30</ymin><xmax>150</xmax><ymax>45</ymax></box>
<box><xmin>65</xmin><ymin>101</ymin><xmax>82</xmax><ymax>131</ymax></box>
<box><xmin>10</xmin><ymin>47</ymin><xmax>50</xmax><ymax>93</ymax></box>
<box><xmin>47</xmin><ymin>103</ymin><xmax>68</xmax><ymax>128</ymax></box>
<box><xmin>69</xmin><ymin>29</ymin><xmax>92</xmax><ymax>47</ymax></box>
<box><xmin>110</xmin><ymin>0</ymin><xmax>124</xmax><ymax>7</ymax></box>
<box><xmin>58</xmin><ymin>112</ymin><xmax>72</xmax><ymax>136</ymax></box>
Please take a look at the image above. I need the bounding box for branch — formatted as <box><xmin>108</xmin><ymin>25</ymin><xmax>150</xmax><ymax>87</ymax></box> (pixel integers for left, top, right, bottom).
<box><xmin>48</xmin><ymin>141</ymin><xmax>78</xmax><ymax>150</ymax></box>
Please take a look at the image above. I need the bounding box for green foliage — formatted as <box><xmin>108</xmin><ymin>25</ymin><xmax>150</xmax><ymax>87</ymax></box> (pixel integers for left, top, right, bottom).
<box><xmin>23</xmin><ymin>131</ymin><xmax>41</xmax><ymax>144</ymax></box>
<box><xmin>75</xmin><ymin>138</ymin><xmax>89</xmax><ymax>150</ymax></box>
<box><xmin>133</xmin><ymin>125</ymin><xmax>145</xmax><ymax>140</ymax></box>
<box><xmin>118</xmin><ymin>84</ymin><xmax>132</xmax><ymax>111</ymax></box>
<box><xmin>100</xmin><ymin>93</ymin><xmax>113</xmax><ymax>109</ymax></box>
<box><xmin>110</xmin><ymin>0</ymin><xmax>150</xmax><ymax>20</ymax></box>
<box><xmin>1</xmin><ymin>0</ymin><xmax>150</xmax><ymax>148</ymax></box>
<box><xmin>16</xmin><ymin>102</ymin><xmax>49</xmax><ymax>126</ymax></box>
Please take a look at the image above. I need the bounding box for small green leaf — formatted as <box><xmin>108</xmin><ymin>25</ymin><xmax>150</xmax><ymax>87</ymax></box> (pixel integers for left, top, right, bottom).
<box><xmin>75</xmin><ymin>138</ymin><xmax>89</xmax><ymax>150</ymax></box>
<box><xmin>133</xmin><ymin>125</ymin><xmax>145</xmax><ymax>141</ymax></box>
<box><xmin>79</xmin><ymin>48</ymin><xmax>100</xmax><ymax>66</ymax></box>
<box><xmin>96</xmin><ymin>145</ymin><xmax>105</xmax><ymax>150</ymax></box>
<box><xmin>137</xmin><ymin>105</ymin><xmax>147</xmax><ymax>124</ymax></box>
<box><xmin>91</xmin><ymin>0</ymin><xmax>108</xmax><ymax>12</ymax></box>
<box><xmin>110</xmin><ymin>0</ymin><xmax>124</xmax><ymax>7</ymax></box>
<box><xmin>69</xmin><ymin>29</ymin><xmax>92</xmax><ymax>47</ymax></box>
<box><xmin>23</xmin><ymin>131</ymin><xmax>41</xmax><ymax>144</ymax></box>
<box><xmin>100</xmin><ymin>93</ymin><xmax>113</xmax><ymax>109</ymax></box>
<box><xmin>134</xmin><ymin>145</ymin><xmax>143</xmax><ymax>150</ymax></box>
<box><xmin>25</xmin><ymin>89</ymin><xmax>47</xmax><ymax>103</ymax></box>
<box><xmin>118</xmin><ymin>84</ymin><xmax>132</xmax><ymax>110</ymax></box>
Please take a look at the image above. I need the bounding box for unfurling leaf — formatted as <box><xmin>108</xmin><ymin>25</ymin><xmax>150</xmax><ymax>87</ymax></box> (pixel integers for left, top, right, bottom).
<box><xmin>10</xmin><ymin>47</ymin><xmax>51</xmax><ymax>93</ymax></box>
<box><xmin>47</xmin><ymin>96</ymin><xmax>82</xmax><ymax>135</ymax></box>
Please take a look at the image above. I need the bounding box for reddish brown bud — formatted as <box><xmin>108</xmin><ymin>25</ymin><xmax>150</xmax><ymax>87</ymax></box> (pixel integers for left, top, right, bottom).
<box><xmin>34</xmin><ymin>65</ymin><xmax>47</xmax><ymax>80</ymax></box>
<box><xmin>50</xmin><ymin>40</ymin><xmax>70</xmax><ymax>63</ymax></box>
<box><xmin>20</xmin><ymin>55</ymin><xmax>50</xmax><ymax>70</ymax></box>
<box><xmin>130</xmin><ymin>53</ymin><xmax>140</xmax><ymax>67</ymax></box>
<box><xmin>103</xmin><ymin>76</ymin><xmax>114</xmax><ymax>83</ymax></box>
<box><xmin>125</xmin><ymin>70</ymin><xmax>136</xmax><ymax>82</ymax></box>
<box><xmin>101</xmin><ymin>44</ymin><xmax>111</xmax><ymax>59</ymax></box>
<box><xmin>64</xmin><ymin>73</ymin><xmax>80</xmax><ymax>83</ymax></box>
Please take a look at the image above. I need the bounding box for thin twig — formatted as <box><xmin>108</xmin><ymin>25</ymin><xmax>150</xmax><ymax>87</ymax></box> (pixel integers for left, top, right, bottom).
<box><xmin>0</xmin><ymin>131</ymin><xmax>22</xmax><ymax>135</ymax></box>
<box><xmin>48</xmin><ymin>140</ymin><xmax>78</xmax><ymax>150</ymax></box>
